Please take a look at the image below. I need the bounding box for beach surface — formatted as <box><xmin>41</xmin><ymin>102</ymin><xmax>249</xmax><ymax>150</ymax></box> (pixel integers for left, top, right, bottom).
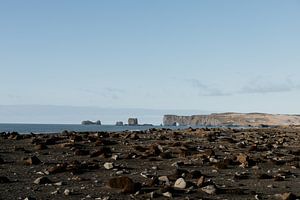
<box><xmin>0</xmin><ymin>127</ymin><xmax>299</xmax><ymax>199</ymax></box>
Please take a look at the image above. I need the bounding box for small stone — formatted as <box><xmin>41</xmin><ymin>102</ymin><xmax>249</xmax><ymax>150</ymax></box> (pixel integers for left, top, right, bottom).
<box><xmin>174</xmin><ymin>178</ymin><xmax>187</xmax><ymax>189</ymax></box>
<box><xmin>116</xmin><ymin>171</ymin><xmax>124</xmax><ymax>175</ymax></box>
<box><xmin>35</xmin><ymin>144</ymin><xmax>48</xmax><ymax>150</ymax></box>
<box><xmin>196</xmin><ymin>176</ymin><xmax>205</xmax><ymax>187</ymax></box>
<box><xmin>274</xmin><ymin>174</ymin><xmax>285</xmax><ymax>181</ymax></box>
<box><xmin>34</xmin><ymin>177</ymin><xmax>52</xmax><ymax>185</ymax></box>
<box><xmin>162</xmin><ymin>192</ymin><xmax>172</xmax><ymax>198</ymax></box>
<box><xmin>0</xmin><ymin>176</ymin><xmax>10</xmax><ymax>183</ymax></box>
<box><xmin>54</xmin><ymin>181</ymin><xmax>65</xmax><ymax>186</ymax></box>
<box><xmin>111</xmin><ymin>154</ymin><xmax>119</xmax><ymax>160</ymax></box>
<box><xmin>74</xmin><ymin>149</ymin><xmax>89</xmax><ymax>156</ymax></box>
<box><xmin>104</xmin><ymin>162</ymin><xmax>114</xmax><ymax>170</ymax></box>
<box><xmin>64</xmin><ymin>189</ymin><xmax>71</xmax><ymax>196</ymax></box>
<box><xmin>158</xmin><ymin>176</ymin><xmax>170</xmax><ymax>186</ymax></box>
<box><xmin>24</xmin><ymin>156</ymin><xmax>41</xmax><ymax>165</ymax></box>
<box><xmin>201</xmin><ymin>185</ymin><xmax>217</xmax><ymax>195</ymax></box>
<box><xmin>236</xmin><ymin>153</ymin><xmax>249</xmax><ymax>167</ymax></box>
<box><xmin>108</xmin><ymin>176</ymin><xmax>139</xmax><ymax>194</ymax></box>
<box><xmin>280</xmin><ymin>192</ymin><xmax>297</xmax><ymax>200</ymax></box>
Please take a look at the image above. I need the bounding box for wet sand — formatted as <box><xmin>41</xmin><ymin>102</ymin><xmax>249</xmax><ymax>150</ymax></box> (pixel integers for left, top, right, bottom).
<box><xmin>0</xmin><ymin>127</ymin><xmax>299</xmax><ymax>199</ymax></box>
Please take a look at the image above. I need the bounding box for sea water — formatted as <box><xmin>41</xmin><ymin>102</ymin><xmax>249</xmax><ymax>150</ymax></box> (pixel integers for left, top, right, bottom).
<box><xmin>0</xmin><ymin>123</ymin><xmax>195</xmax><ymax>134</ymax></box>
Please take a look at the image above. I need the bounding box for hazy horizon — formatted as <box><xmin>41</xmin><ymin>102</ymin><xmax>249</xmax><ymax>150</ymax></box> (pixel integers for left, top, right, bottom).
<box><xmin>0</xmin><ymin>104</ymin><xmax>214</xmax><ymax>124</ymax></box>
<box><xmin>1</xmin><ymin>104</ymin><xmax>299</xmax><ymax>125</ymax></box>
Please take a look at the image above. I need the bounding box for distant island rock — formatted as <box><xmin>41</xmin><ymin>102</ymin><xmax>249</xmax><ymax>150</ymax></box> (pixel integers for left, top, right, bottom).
<box><xmin>81</xmin><ymin>120</ymin><xmax>101</xmax><ymax>125</ymax></box>
<box><xmin>115</xmin><ymin>121</ymin><xmax>124</xmax><ymax>126</ymax></box>
<box><xmin>128</xmin><ymin>118</ymin><xmax>138</xmax><ymax>126</ymax></box>
<box><xmin>163</xmin><ymin>113</ymin><xmax>300</xmax><ymax>127</ymax></box>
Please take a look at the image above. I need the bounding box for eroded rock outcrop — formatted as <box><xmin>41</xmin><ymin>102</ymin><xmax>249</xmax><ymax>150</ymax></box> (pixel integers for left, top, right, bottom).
<box><xmin>163</xmin><ymin>113</ymin><xmax>300</xmax><ymax>126</ymax></box>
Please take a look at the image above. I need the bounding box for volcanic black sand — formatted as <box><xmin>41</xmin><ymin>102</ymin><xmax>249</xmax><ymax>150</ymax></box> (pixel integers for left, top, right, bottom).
<box><xmin>0</xmin><ymin>127</ymin><xmax>299</xmax><ymax>200</ymax></box>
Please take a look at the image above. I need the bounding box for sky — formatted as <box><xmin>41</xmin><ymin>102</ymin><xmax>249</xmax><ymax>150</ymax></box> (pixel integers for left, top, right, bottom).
<box><xmin>0</xmin><ymin>1</ymin><xmax>300</xmax><ymax>123</ymax></box>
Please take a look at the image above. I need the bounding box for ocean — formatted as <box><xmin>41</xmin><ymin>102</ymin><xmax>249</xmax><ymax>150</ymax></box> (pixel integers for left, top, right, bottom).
<box><xmin>0</xmin><ymin>123</ymin><xmax>193</xmax><ymax>134</ymax></box>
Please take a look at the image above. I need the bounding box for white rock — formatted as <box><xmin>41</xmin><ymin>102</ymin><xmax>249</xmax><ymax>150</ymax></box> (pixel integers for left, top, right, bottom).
<box><xmin>201</xmin><ymin>185</ymin><xmax>217</xmax><ymax>195</ymax></box>
<box><xmin>64</xmin><ymin>189</ymin><xmax>71</xmax><ymax>196</ymax></box>
<box><xmin>209</xmin><ymin>158</ymin><xmax>218</xmax><ymax>163</ymax></box>
<box><xmin>111</xmin><ymin>154</ymin><xmax>119</xmax><ymax>160</ymax></box>
<box><xmin>162</xmin><ymin>192</ymin><xmax>172</xmax><ymax>198</ymax></box>
<box><xmin>158</xmin><ymin>176</ymin><xmax>170</xmax><ymax>186</ymax></box>
<box><xmin>103</xmin><ymin>162</ymin><xmax>114</xmax><ymax>170</ymax></box>
<box><xmin>54</xmin><ymin>181</ymin><xmax>63</xmax><ymax>186</ymax></box>
<box><xmin>174</xmin><ymin>178</ymin><xmax>187</xmax><ymax>189</ymax></box>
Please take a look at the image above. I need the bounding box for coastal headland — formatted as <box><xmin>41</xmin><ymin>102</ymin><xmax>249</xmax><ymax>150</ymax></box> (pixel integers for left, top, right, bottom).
<box><xmin>0</xmin><ymin>127</ymin><xmax>299</xmax><ymax>199</ymax></box>
<box><xmin>164</xmin><ymin>113</ymin><xmax>300</xmax><ymax>127</ymax></box>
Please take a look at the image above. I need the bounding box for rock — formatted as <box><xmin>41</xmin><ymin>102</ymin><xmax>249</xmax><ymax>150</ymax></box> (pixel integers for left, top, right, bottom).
<box><xmin>274</xmin><ymin>174</ymin><xmax>285</xmax><ymax>181</ymax></box>
<box><xmin>24</xmin><ymin>197</ymin><xmax>36</xmax><ymax>200</ymax></box>
<box><xmin>47</xmin><ymin>164</ymin><xmax>67</xmax><ymax>174</ymax></box>
<box><xmin>277</xmin><ymin>192</ymin><xmax>297</xmax><ymax>200</ymax></box>
<box><xmin>201</xmin><ymin>185</ymin><xmax>217</xmax><ymax>195</ymax></box>
<box><xmin>128</xmin><ymin>118</ymin><xmax>138</xmax><ymax>125</ymax></box>
<box><xmin>196</xmin><ymin>176</ymin><xmax>205</xmax><ymax>187</ymax></box>
<box><xmin>74</xmin><ymin>149</ymin><xmax>89</xmax><ymax>156</ymax></box>
<box><xmin>35</xmin><ymin>144</ymin><xmax>48</xmax><ymax>150</ymax></box>
<box><xmin>162</xmin><ymin>192</ymin><xmax>173</xmax><ymax>198</ymax></box>
<box><xmin>236</xmin><ymin>153</ymin><xmax>249</xmax><ymax>167</ymax></box>
<box><xmin>257</xmin><ymin>173</ymin><xmax>273</xmax><ymax>179</ymax></box>
<box><xmin>108</xmin><ymin>176</ymin><xmax>139</xmax><ymax>194</ymax></box>
<box><xmin>0</xmin><ymin>157</ymin><xmax>4</xmax><ymax>164</ymax></box>
<box><xmin>160</xmin><ymin>152</ymin><xmax>172</xmax><ymax>159</ymax></box>
<box><xmin>24</xmin><ymin>156</ymin><xmax>41</xmax><ymax>165</ymax></box>
<box><xmin>90</xmin><ymin>147</ymin><xmax>112</xmax><ymax>158</ymax></box>
<box><xmin>54</xmin><ymin>181</ymin><xmax>65</xmax><ymax>186</ymax></box>
<box><xmin>158</xmin><ymin>176</ymin><xmax>170</xmax><ymax>186</ymax></box>
<box><xmin>33</xmin><ymin>177</ymin><xmax>52</xmax><ymax>184</ymax></box>
<box><xmin>174</xmin><ymin>178</ymin><xmax>187</xmax><ymax>189</ymax></box>
<box><xmin>104</xmin><ymin>162</ymin><xmax>114</xmax><ymax>170</ymax></box>
<box><xmin>234</xmin><ymin>172</ymin><xmax>249</xmax><ymax>180</ymax></box>
<box><xmin>64</xmin><ymin>189</ymin><xmax>71</xmax><ymax>196</ymax></box>
<box><xmin>0</xmin><ymin>176</ymin><xmax>10</xmax><ymax>183</ymax></box>
<box><xmin>186</xmin><ymin>170</ymin><xmax>202</xmax><ymax>179</ymax></box>
<box><xmin>111</xmin><ymin>154</ymin><xmax>119</xmax><ymax>160</ymax></box>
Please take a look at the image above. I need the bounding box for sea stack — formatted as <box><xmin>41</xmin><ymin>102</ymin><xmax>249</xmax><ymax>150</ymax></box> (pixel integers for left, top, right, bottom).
<box><xmin>128</xmin><ymin>118</ymin><xmax>138</xmax><ymax>126</ymax></box>
<box><xmin>116</xmin><ymin>121</ymin><xmax>124</xmax><ymax>126</ymax></box>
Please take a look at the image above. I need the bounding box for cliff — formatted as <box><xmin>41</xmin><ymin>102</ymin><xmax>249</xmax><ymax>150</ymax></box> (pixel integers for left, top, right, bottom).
<box><xmin>163</xmin><ymin>113</ymin><xmax>300</xmax><ymax>127</ymax></box>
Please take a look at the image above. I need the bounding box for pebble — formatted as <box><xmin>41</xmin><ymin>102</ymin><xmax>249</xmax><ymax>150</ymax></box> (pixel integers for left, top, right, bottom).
<box><xmin>162</xmin><ymin>192</ymin><xmax>173</xmax><ymax>198</ymax></box>
<box><xmin>108</xmin><ymin>176</ymin><xmax>139</xmax><ymax>194</ymax></box>
<box><xmin>196</xmin><ymin>176</ymin><xmax>205</xmax><ymax>187</ymax></box>
<box><xmin>174</xmin><ymin>178</ymin><xmax>187</xmax><ymax>189</ymax></box>
<box><xmin>104</xmin><ymin>162</ymin><xmax>114</xmax><ymax>170</ymax></box>
<box><xmin>0</xmin><ymin>176</ymin><xmax>10</xmax><ymax>183</ymax></box>
<box><xmin>158</xmin><ymin>176</ymin><xmax>170</xmax><ymax>186</ymax></box>
<box><xmin>24</xmin><ymin>156</ymin><xmax>41</xmax><ymax>165</ymax></box>
<box><xmin>201</xmin><ymin>185</ymin><xmax>217</xmax><ymax>195</ymax></box>
<box><xmin>64</xmin><ymin>189</ymin><xmax>71</xmax><ymax>196</ymax></box>
<box><xmin>33</xmin><ymin>177</ymin><xmax>52</xmax><ymax>185</ymax></box>
<box><xmin>278</xmin><ymin>192</ymin><xmax>297</xmax><ymax>200</ymax></box>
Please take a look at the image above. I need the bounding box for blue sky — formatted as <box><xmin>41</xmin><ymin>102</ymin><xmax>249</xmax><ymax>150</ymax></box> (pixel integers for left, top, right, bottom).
<box><xmin>0</xmin><ymin>1</ymin><xmax>300</xmax><ymax>123</ymax></box>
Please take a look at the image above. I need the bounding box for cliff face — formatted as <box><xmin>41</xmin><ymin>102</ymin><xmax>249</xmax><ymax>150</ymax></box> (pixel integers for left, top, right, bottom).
<box><xmin>163</xmin><ymin>113</ymin><xmax>300</xmax><ymax>126</ymax></box>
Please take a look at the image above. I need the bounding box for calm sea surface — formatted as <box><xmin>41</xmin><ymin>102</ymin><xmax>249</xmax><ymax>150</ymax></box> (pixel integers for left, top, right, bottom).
<box><xmin>0</xmin><ymin>123</ymin><xmax>196</xmax><ymax>134</ymax></box>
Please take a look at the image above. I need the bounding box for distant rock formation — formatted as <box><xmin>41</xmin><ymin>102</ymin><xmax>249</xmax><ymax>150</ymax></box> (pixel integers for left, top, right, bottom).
<box><xmin>81</xmin><ymin>120</ymin><xmax>101</xmax><ymax>125</ymax></box>
<box><xmin>128</xmin><ymin>118</ymin><xmax>138</xmax><ymax>126</ymax></box>
<box><xmin>163</xmin><ymin>113</ymin><xmax>300</xmax><ymax>127</ymax></box>
<box><xmin>115</xmin><ymin>121</ymin><xmax>124</xmax><ymax>126</ymax></box>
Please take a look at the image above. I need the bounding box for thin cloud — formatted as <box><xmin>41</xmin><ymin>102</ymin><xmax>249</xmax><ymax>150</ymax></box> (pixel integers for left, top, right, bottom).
<box><xmin>187</xmin><ymin>79</ymin><xmax>232</xmax><ymax>96</ymax></box>
<box><xmin>186</xmin><ymin>77</ymin><xmax>300</xmax><ymax>96</ymax></box>
<box><xmin>79</xmin><ymin>87</ymin><xmax>125</xmax><ymax>100</ymax></box>
<box><xmin>238</xmin><ymin>77</ymin><xmax>300</xmax><ymax>95</ymax></box>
